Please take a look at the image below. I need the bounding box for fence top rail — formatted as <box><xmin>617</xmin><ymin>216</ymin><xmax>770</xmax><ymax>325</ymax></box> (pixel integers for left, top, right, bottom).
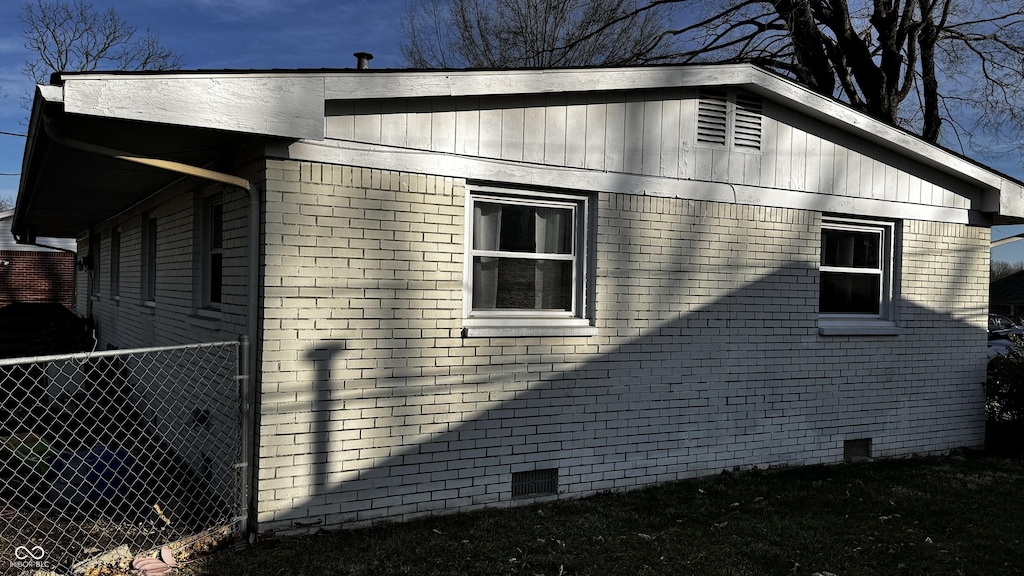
<box><xmin>0</xmin><ymin>340</ymin><xmax>240</xmax><ymax>367</ymax></box>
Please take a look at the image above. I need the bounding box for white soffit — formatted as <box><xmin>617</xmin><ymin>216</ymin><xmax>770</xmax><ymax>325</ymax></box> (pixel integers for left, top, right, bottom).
<box><xmin>62</xmin><ymin>76</ymin><xmax>326</xmax><ymax>140</ymax></box>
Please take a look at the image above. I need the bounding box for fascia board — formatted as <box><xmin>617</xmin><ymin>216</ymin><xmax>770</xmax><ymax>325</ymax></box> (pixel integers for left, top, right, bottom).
<box><xmin>61</xmin><ymin>75</ymin><xmax>326</xmax><ymax>140</ymax></box>
<box><xmin>13</xmin><ymin>86</ymin><xmax>56</xmax><ymax>238</ymax></box>
<box><xmin>322</xmin><ymin>64</ymin><xmax>754</xmax><ymax>99</ymax></box>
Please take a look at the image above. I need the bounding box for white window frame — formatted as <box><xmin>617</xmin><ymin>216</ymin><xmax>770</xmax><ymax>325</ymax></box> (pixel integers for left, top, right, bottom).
<box><xmin>463</xmin><ymin>187</ymin><xmax>596</xmax><ymax>337</ymax></box>
<box><xmin>201</xmin><ymin>195</ymin><xmax>224</xmax><ymax>310</ymax></box>
<box><xmin>818</xmin><ymin>217</ymin><xmax>899</xmax><ymax>336</ymax></box>
<box><xmin>110</xmin><ymin>227</ymin><xmax>121</xmax><ymax>299</ymax></box>
<box><xmin>90</xmin><ymin>231</ymin><xmax>102</xmax><ymax>298</ymax></box>
<box><xmin>142</xmin><ymin>216</ymin><xmax>157</xmax><ymax>304</ymax></box>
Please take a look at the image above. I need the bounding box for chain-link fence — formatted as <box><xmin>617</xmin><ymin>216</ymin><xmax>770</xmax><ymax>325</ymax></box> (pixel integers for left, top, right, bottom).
<box><xmin>0</xmin><ymin>340</ymin><xmax>245</xmax><ymax>573</ymax></box>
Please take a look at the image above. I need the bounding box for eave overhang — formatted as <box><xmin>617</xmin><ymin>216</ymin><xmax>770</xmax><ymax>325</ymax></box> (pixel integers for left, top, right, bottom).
<box><xmin>14</xmin><ymin>75</ymin><xmax>325</xmax><ymax>239</ymax></box>
<box><xmin>14</xmin><ymin>64</ymin><xmax>1024</xmax><ymax>239</ymax></box>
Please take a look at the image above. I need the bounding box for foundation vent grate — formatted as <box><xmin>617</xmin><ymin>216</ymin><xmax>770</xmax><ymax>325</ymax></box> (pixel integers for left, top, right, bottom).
<box><xmin>512</xmin><ymin>468</ymin><xmax>558</xmax><ymax>498</ymax></box>
<box><xmin>844</xmin><ymin>438</ymin><xmax>873</xmax><ymax>462</ymax></box>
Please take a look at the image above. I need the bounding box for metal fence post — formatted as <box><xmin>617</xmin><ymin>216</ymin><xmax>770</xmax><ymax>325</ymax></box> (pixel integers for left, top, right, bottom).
<box><xmin>237</xmin><ymin>334</ymin><xmax>254</xmax><ymax>536</ymax></box>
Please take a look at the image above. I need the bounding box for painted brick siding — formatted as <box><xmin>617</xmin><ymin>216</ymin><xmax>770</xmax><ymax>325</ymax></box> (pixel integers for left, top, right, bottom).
<box><xmin>0</xmin><ymin>250</ymin><xmax>75</xmax><ymax>309</ymax></box>
<box><xmin>74</xmin><ymin>174</ymin><xmax>252</xmax><ymax>350</ymax></box>
<box><xmin>256</xmin><ymin>159</ymin><xmax>989</xmax><ymax>533</ymax></box>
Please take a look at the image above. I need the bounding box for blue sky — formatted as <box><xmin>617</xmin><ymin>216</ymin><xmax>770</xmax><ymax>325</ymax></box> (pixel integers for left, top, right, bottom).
<box><xmin>2</xmin><ymin>0</ymin><xmax>1024</xmax><ymax>260</ymax></box>
<box><xmin>0</xmin><ymin>0</ymin><xmax>408</xmax><ymax>203</ymax></box>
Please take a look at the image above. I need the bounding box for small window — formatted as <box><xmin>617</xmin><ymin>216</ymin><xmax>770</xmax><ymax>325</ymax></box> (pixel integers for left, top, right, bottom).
<box><xmin>819</xmin><ymin>218</ymin><xmax>894</xmax><ymax>318</ymax></box>
<box><xmin>202</xmin><ymin>198</ymin><xmax>224</xmax><ymax>308</ymax></box>
<box><xmin>110</xmin><ymin>227</ymin><xmax>121</xmax><ymax>298</ymax></box>
<box><xmin>142</xmin><ymin>216</ymin><xmax>157</xmax><ymax>302</ymax></box>
<box><xmin>90</xmin><ymin>231</ymin><xmax>102</xmax><ymax>296</ymax></box>
<box><xmin>464</xmin><ymin>188</ymin><xmax>593</xmax><ymax>336</ymax></box>
<box><xmin>697</xmin><ymin>88</ymin><xmax>762</xmax><ymax>151</ymax></box>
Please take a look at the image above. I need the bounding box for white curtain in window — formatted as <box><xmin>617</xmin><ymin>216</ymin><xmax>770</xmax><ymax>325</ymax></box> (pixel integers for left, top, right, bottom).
<box><xmin>535</xmin><ymin>207</ymin><xmax>568</xmax><ymax>309</ymax></box>
<box><xmin>473</xmin><ymin>203</ymin><xmax>502</xmax><ymax>308</ymax></box>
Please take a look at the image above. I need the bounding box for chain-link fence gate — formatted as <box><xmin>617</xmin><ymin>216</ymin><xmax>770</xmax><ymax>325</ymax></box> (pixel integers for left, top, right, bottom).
<box><xmin>0</xmin><ymin>340</ymin><xmax>246</xmax><ymax>573</ymax></box>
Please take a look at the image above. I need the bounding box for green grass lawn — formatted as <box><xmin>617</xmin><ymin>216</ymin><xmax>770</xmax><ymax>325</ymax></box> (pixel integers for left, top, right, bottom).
<box><xmin>181</xmin><ymin>453</ymin><xmax>1023</xmax><ymax>576</ymax></box>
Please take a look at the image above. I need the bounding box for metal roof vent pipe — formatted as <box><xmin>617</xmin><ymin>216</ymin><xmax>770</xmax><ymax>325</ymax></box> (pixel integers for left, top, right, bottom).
<box><xmin>354</xmin><ymin>52</ymin><xmax>373</xmax><ymax>69</ymax></box>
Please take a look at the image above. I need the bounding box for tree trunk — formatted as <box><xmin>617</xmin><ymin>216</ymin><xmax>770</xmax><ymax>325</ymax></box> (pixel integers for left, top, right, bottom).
<box><xmin>771</xmin><ymin>0</ymin><xmax>836</xmax><ymax>96</ymax></box>
<box><xmin>918</xmin><ymin>2</ymin><xmax>944</xmax><ymax>143</ymax></box>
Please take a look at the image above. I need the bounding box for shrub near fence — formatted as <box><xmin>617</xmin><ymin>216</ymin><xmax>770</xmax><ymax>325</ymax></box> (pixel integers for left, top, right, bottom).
<box><xmin>0</xmin><ymin>341</ymin><xmax>244</xmax><ymax>573</ymax></box>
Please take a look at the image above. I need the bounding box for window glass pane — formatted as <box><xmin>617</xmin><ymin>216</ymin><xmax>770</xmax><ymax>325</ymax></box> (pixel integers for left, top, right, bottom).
<box><xmin>210</xmin><ymin>253</ymin><xmax>223</xmax><ymax>304</ymax></box>
<box><xmin>110</xmin><ymin>229</ymin><xmax>120</xmax><ymax>297</ymax></box>
<box><xmin>145</xmin><ymin>219</ymin><xmax>157</xmax><ymax>301</ymax></box>
<box><xmin>821</xmin><ymin>228</ymin><xmax>880</xmax><ymax>269</ymax></box>
<box><xmin>820</xmin><ymin>272</ymin><xmax>880</xmax><ymax>314</ymax></box>
<box><xmin>211</xmin><ymin>204</ymin><xmax>224</xmax><ymax>249</ymax></box>
<box><xmin>473</xmin><ymin>202</ymin><xmax>572</xmax><ymax>254</ymax></box>
<box><xmin>472</xmin><ymin>257</ymin><xmax>571</xmax><ymax>311</ymax></box>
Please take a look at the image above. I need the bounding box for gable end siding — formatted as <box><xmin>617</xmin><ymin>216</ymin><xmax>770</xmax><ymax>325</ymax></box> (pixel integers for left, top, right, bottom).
<box><xmin>324</xmin><ymin>91</ymin><xmax>980</xmax><ymax>216</ymax></box>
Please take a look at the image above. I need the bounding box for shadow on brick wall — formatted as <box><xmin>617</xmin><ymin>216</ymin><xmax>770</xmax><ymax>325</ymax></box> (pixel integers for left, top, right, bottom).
<box><xmin>268</xmin><ymin>264</ymin><xmax>988</xmax><ymax>532</ymax></box>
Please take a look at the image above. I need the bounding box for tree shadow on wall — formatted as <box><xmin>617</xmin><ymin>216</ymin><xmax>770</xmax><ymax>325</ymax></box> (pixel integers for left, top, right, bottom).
<box><xmin>276</xmin><ymin>263</ymin><xmax>988</xmax><ymax>532</ymax></box>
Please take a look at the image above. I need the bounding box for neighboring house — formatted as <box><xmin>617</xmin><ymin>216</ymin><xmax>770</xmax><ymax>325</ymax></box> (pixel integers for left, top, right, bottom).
<box><xmin>990</xmin><ymin>270</ymin><xmax>1024</xmax><ymax>319</ymax></box>
<box><xmin>0</xmin><ymin>209</ymin><xmax>76</xmax><ymax>310</ymax></box>
<box><xmin>14</xmin><ymin>63</ymin><xmax>1024</xmax><ymax>535</ymax></box>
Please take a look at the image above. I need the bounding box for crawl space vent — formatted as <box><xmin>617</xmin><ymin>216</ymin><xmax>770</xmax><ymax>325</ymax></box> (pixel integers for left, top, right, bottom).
<box><xmin>512</xmin><ymin>468</ymin><xmax>558</xmax><ymax>498</ymax></box>
<box><xmin>844</xmin><ymin>438</ymin><xmax>872</xmax><ymax>462</ymax></box>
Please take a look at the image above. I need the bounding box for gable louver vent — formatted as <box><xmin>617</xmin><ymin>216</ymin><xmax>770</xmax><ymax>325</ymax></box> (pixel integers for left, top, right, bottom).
<box><xmin>734</xmin><ymin>93</ymin><xmax>763</xmax><ymax>149</ymax></box>
<box><xmin>697</xmin><ymin>89</ymin><xmax>729</xmax><ymax>146</ymax></box>
<box><xmin>696</xmin><ymin>88</ymin><xmax>763</xmax><ymax>151</ymax></box>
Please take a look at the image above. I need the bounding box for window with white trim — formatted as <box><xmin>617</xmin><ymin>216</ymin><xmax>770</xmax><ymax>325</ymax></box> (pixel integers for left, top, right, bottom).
<box><xmin>142</xmin><ymin>216</ymin><xmax>157</xmax><ymax>303</ymax></box>
<box><xmin>90</xmin><ymin>231</ymin><xmax>101</xmax><ymax>297</ymax></box>
<box><xmin>110</xmin><ymin>227</ymin><xmax>121</xmax><ymax>298</ymax></box>
<box><xmin>819</xmin><ymin>218</ymin><xmax>895</xmax><ymax>319</ymax></box>
<box><xmin>464</xmin><ymin>188</ymin><xmax>593</xmax><ymax>335</ymax></box>
<box><xmin>202</xmin><ymin>196</ymin><xmax>224</xmax><ymax>308</ymax></box>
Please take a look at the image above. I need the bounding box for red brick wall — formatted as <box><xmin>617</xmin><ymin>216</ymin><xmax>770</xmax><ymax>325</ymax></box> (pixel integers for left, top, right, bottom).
<box><xmin>0</xmin><ymin>250</ymin><xmax>75</xmax><ymax>310</ymax></box>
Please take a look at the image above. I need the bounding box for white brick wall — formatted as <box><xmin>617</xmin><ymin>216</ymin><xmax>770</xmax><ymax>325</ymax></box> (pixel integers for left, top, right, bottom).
<box><xmin>81</xmin><ymin>173</ymin><xmax>252</xmax><ymax>349</ymax></box>
<box><xmin>254</xmin><ymin>160</ymin><xmax>989</xmax><ymax>533</ymax></box>
<box><xmin>70</xmin><ymin>156</ymin><xmax>989</xmax><ymax>534</ymax></box>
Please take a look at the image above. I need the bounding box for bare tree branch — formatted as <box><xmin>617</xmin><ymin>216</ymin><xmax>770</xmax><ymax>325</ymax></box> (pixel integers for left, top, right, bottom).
<box><xmin>401</xmin><ymin>0</ymin><xmax>679</xmax><ymax>68</ymax></box>
<box><xmin>402</xmin><ymin>0</ymin><xmax>1024</xmax><ymax>157</ymax></box>
<box><xmin>20</xmin><ymin>0</ymin><xmax>183</xmax><ymax>85</ymax></box>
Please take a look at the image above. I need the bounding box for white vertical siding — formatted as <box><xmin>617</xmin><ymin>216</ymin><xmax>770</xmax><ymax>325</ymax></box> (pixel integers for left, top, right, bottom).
<box><xmin>323</xmin><ymin>90</ymin><xmax>982</xmax><ymax>212</ymax></box>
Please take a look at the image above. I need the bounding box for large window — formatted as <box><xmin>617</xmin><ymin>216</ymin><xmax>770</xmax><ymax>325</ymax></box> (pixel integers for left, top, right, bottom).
<box><xmin>465</xmin><ymin>188</ymin><xmax>592</xmax><ymax>335</ymax></box>
<box><xmin>819</xmin><ymin>218</ymin><xmax>894</xmax><ymax>319</ymax></box>
<box><xmin>202</xmin><ymin>197</ymin><xmax>224</xmax><ymax>308</ymax></box>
